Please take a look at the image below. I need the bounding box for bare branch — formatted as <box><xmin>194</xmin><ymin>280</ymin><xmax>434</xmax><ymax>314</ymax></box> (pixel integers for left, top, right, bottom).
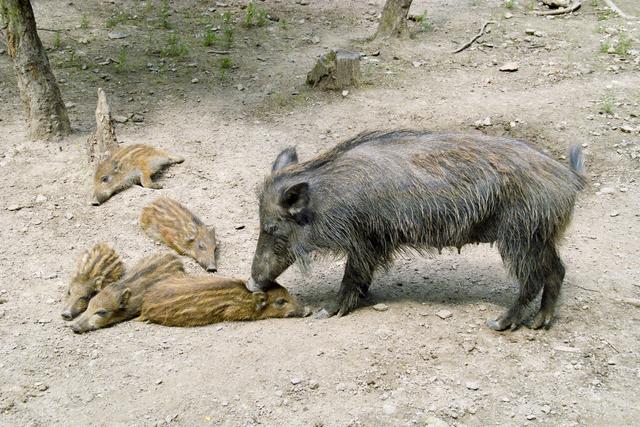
<box><xmin>452</xmin><ymin>21</ymin><xmax>495</xmax><ymax>54</ymax></box>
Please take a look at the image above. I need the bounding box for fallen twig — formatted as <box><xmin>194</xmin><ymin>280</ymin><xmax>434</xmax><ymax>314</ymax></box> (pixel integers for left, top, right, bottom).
<box><xmin>37</xmin><ymin>27</ymin><xmax>80</xmax><ymax>43</ymax></box>
<box><xmin>619</xmin><ymin>297</ymin><xmax>640</xmax><ymax>308</ymax></box>
<box><xmin>452</xmin><ymin>21</ymin><xmax>495</xmax><ymax>54</ymax></box>
<box><xmin>534</xmin><ymin>1</ymin><xmax>581</xmax><ymax>16</ymax></box>
<box><xmin>207</xmin><ymin>50</ymin><xmax>231</xmax><ymax>55</ymax></box>
<box><xmin>574</xmin><ymin>284</ymin><xmax>599</xmax><ymax>292</ymax></box>
<box><xmin>602</xmin><ymin>0</ymin><xmax>638</xmax><ymax>20</ymax></box>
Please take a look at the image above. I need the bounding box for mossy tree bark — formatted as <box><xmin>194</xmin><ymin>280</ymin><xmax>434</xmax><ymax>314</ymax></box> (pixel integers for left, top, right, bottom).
<box><xmin>375</xmin><ymin>0</ymin><xmax>413</xmax><ymax>38</ymax></box>
<box><xmin>0</xmin><ymin>0</ymin><xmax>70</xmax><ymax>140</ymax></box>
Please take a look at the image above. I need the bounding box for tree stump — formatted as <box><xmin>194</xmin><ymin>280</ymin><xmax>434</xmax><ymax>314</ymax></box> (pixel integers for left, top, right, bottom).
<box><xmin>306</xmin><ymin>49</ymin><xmax>361</xmax><ymax>90</ymax></box>
<box><xmin>0</xmin><ymin>0</ymin><xmax>71</xmax><ymax>140</ymax></box>
<box><xmin>86</xmin><ymin>88</ymin><xmax>119</xmax><ymax>164</ymax></box>
<box><xmin>375</xmin><ymin>0</ymin><xmax>413</xmax><ymax>38</ymax></box>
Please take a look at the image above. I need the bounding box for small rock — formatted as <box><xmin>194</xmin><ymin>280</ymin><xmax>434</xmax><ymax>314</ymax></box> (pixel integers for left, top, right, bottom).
<box><xmin>34</xmin><ymin>383</ymin><xmax>48</xmax><ymax>392</ymax></box>
<box><xmin>107</xmin><ymin>31</ymin><xmax>128</xmax><ymax>39</ymax></box>
<box><xmin>620</xmin><ymin>125</ymin><xmax>635</xmax><ymax>133</ymax></box>
<box><xmin>554</xmin><ymin>345</ymin><xmax>580</xmax><ymax>353</ymax></box>
<box><xmin>607</xmin><ymin>359</ymin><xmax>616</xmax><ymax>365</ymax></box>
<box><xmin>525</xmin><ymin>29</ymin><xmax>536</xmax><ymax>35</ymax></box>
<box><xmin>526</xmin><ymin>414</ymin><xmax>536</xmax><ymax>420</ymax></box>
<box><xmin>0</xmin><ymin>49</ymin><xmax>5</xmax><ymax>55</ymax></box>
<box><xmin>191</xmin><ymin>78</ymin><xmax>199</xmax><ymax>84</ymax></box>
<box><xmin>311</xmin><ymin>36</ymin><xmax>320</xmax><ymax>44</ymax></box>
<box><xmin>435</xmin><ymin>309</ymin><xmax>452</xmax><ymax>320</ymax></box>
<box><xmin>234</xmin><ymin>224</ymin><xmax>245</xmax><ymax>230</ymax></box>
<box><xmin>504</xmin><ymin>12</ymin><xmax>513</xmax><ymax>19</ymax></box>
<box><xmin>35</xmin><ymin>194</ymin><xmax>48</xmax><ymax>203</ymax></box>
<box><xmin>132</xmin><ymin>114</ymin><xmax>144</xmax><ymax>123</ymax></box>
<box><xmin>155</xmin><ymin>379</ymin><xmax>163</xmax><ymax>385</ymax></box>
<box><xmin>373</xmin><ymin>303</ymin><xmax>388</xmax><ymax>312</ymax></box>
<box><xmin>541</xmin><ymin>405</ymin><xmax>551</xmax><ymax>414</ymax></box>
<box><xmin>609</xmin><ymin>211</ymin><xmax>620</xmax><ymax>217</ymax></box>
<box><xmin>236</xmin><ymin>84</ymin><xmax>245</xmax><ymax>91</ymax></box>
<box><xmin>499</xmin><ymin>62</ymin><xmax>519</xmax><ymax>72</ymax></box>
<box><xmin>113</xmin><ymin>115</ymin><xmax>128</xmax><ymax>123</ymax></box>
<box><xmin>342</xmin><ymin>90</ymin><xmax>349</xmax><ymax>97</ymax></box>
<box><xmin>65</xmin><ymin>102</ymin><xmax>76</xmax><ymax>109</ymax></box>
<box><xmin>64</xmin><ymin>212</ymin><xmax>74</xmax><ymax>220</ymax></box>
<box><xmin>412</xmin><ymin>60</ymin><xmax>423</xmax><ymax>68</ymax></box>
<box><xmin>298</xmin><ymin>0</ymin><xmax>310</xmax><ymax>5</ymax></box>
<box><xmin>382</xmin><ymin>403</ymin><xmax>396</xmax><ymax>415</ymax></box>
<box><xmin>7</xmin><ymin>205</ymin><xmax>22</xmax><ymax>211</ymax></box>
<box><xmin>0</xmin><ymin>298</ymin><xmax>7</xmax><ymax>304</ymax></box>
<box><xmin>290</xmin><ymin>378</ymin><xmax>302</xmax><ymax>385</ymax></box>
<box><xmin>308</xmin><ymin>380</ymin><xmax>319</xmax><ymax>390</ymax></box>
<box><xmin>465</xmin><ymin>382</ymin><xmax>479</xmax><ymax>391</ymax></box>
<box><xmin>474</xmin><ymin>117</ymin><xmax>492</xmax><ymax>128</ymax></box>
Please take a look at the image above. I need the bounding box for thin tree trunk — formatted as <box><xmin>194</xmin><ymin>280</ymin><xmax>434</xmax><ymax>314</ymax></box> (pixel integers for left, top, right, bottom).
<box><xmin>376</xmin><ymin>0</ymin><xmax>413</xmax><ymax>38</ymax></box>
<box><xmin>0</xmin><ymin>0</ymin><xmax>70</xmax><ymax>140</ymax></box>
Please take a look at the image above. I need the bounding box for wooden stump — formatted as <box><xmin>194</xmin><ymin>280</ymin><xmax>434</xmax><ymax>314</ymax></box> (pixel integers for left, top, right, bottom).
<box><xmin>306</xmin><ymin>49</ymin><xmax>361</xmax><ymax>90</ymax></box>
<box><xmin>86</xmin><ymin>88</ymin><xmax>119</xmax><ymax>164</ymax></box>
<box><xmin>375</xmin><ymin>0</ymin><xmax>413</xmax><ymax>38</ymax></box>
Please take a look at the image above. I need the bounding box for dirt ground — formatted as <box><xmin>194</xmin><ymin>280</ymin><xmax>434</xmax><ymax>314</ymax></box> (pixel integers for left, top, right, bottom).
<box><xmin>1</xmin><ymin>0</ymin><xmax>639</xmax><ymax>425</ymax></box>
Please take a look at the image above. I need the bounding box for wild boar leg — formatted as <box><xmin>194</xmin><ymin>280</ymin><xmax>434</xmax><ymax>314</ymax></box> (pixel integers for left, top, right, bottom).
<box><xmin>140</xmin><ymin>166</ymin><xmax>162</xmax><ymax>189</ymax></box>
<box><xmin>487</xmin><ymin>238</ymin><xmax>555</xmax><ymax>331</ymax></box>
<box><xmin>316</xmin><ymin>257</ymin><xmax>374</xmax><ymax>318</ymax></box>
<box><xmin>528</xmin><ymin>245</ymin><xmax>565</xmax><ymax>329</ymax></box>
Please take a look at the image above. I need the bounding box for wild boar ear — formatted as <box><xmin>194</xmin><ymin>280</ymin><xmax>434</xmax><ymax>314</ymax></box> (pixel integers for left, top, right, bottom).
<box><xmin>279</xmin><ymin>182</ymin><xmax>309</xmax><ymax>212</ymax></box>
<box><xmin>119</xmin><ymin>288</ymin><xmax>131</xmax><ymax>309</ymax></box>
<box><xmin>271</xmin><ymin>147</ymin><xmax>298</xmax><ymax>173</ymax></box>
<box><xmin>252</xmin><ymin>291</ymin><xmax>268</xmax><ymax>311</ymax></box>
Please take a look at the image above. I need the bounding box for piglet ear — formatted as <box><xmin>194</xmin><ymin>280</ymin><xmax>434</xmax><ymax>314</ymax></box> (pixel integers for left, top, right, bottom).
<box><xmin>272</xmin><ymin>147</ymin><xmax>298</xmax><ymax>173</ymax></box>
<box><xmin>252</xmin><ymin>292</ymin><xmax>268</xmax><ymax>311</ymax></box>
<box><xmin>119</xmin><ymin>288</ymin><xmax>131</xmax><ymax>309</ymax></box>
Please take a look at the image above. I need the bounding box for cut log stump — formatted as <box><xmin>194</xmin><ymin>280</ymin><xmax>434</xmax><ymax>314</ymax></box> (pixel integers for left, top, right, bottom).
<box><xmin>86</xmin><ymin>88</ymin><xmax>119</xmax><ymax>164</ymax></box>
<box><xmin>306</xmin><ymin>49</ymin><xmax>361</xmax><ymax>91</ymax></box>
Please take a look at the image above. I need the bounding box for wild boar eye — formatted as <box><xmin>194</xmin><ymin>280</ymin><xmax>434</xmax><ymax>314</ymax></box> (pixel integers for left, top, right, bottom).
<box><xmin>100</xmin><ymin>175</ymin><xmax>110</xmax><ymax>183</ymax></box>
<box><xmin>95</xmin><ymin>309</ymin><xmax>108</xmax><ymax>317</ymax></box>
<box><xmin>274</xmin><ymin>298</ymin><xmax>287</xmax><ymax>307</ymax></box>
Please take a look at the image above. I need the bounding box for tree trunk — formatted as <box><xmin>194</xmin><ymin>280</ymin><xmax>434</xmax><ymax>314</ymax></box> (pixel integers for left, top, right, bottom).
<box><xmin>0</xmin><ymin>0</ymin><xmax>70</xmax><ymax>140</ymax></box>
<box><xmin>375</xmin><ymin>0</ymin><xmax>413</xmax><ymax>38</ymax></box>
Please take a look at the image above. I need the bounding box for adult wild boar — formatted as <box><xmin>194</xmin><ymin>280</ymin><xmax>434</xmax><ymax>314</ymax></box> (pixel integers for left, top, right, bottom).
<box><xmin>247</xmin><ymin>130</ymin><xmax>586</xmax><ymax>331</ymax></box>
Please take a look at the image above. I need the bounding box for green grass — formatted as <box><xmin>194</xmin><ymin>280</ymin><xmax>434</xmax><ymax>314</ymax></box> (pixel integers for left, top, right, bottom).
<box><xmin>80</xmin><ymin>14</ymin><xmax>90</xmax><ymax>29</ymax></box>
<box><xmin>601</xmin><ymin>93</ymin><xmax>615</xmax><ymax>114</ymax></box>
<box><xmin>600</xmin><ymin>40</ymin><xmax>611</xmax><ymax>53</ymax></box>
<box><xmin>413</xmin><ymin>11</ymin><xmax>432</xmax><ymax>32</ymax></box>
<box><xmin>203</xmin><ymin>28</ymin><xmax>217</xmax><ymax>46</ymax></box>
<box><xmin>161</xmin><ymin>33</ymin><xmax>189</xmax><ymax>57</ymax></box>
<box><xmin>504</xmin><ymin>0</ymin><xmax>515</xmax><ymax>9</ymax></box>
<box><xmin>222</xmin><ymin>27</ymin><xmax>234</xmax><ymax>49</ymax></box>
<box><xmin>114</xmin><ymin>48</ymin><xmax>128</xmax><ymax>73</ymax></box>
<box><xmin>106</xmin><ymin>10</ymin><xmax>137</xmax><ymax>28</ymax></box>
<box><xmin>219</xmin><ymin>57</ymin><xmax>232</xmax><ymax>78</ymax></box>
<box><xmin>243</xmin><ymin>1</ymin><xmax>269</xmax><ymax>28</ymax></box>
<box><xmin>53</xmin><ymin>32</ymin><xmax>62</xmax><ymax>49</ymax></box>
<box><xmin>279</xmin><ymin>19</ymin><xmax>288</xmax><ymax>30</ymax></box>
<box><xmin>615</xmin><ymin>32</ymin><xmax>631</xmax><ymax>56</ymax></box>
<box><xmin>159</xmin><ymin>0</ymin><xmax>172</xmax><ymax>29</ymax></box>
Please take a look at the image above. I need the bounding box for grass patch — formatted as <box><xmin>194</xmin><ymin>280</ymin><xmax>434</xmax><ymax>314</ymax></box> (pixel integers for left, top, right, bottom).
<box><xmin>615</xmin><ymin>32</ymin><xmax>631</xmax><ymax>56</ymax></box>
<box><xmin>504</xmin><ymin>0</ymin><xmax>515</xmax><ymax>9</ymax></box>
<box><xmin>600</xmin><ymin>40</ymin><xmax>611</xmax><ymax>53</ymax></box>
<box><xmin>80</xmin><ymin>14</ymin><xmax>90</xmax><ymax>29</ymax></box>
<box><xmin>161</xmin><ymin>33</ymin><xmax>189</xmax><ymax>57</ymax></box>
<box><xmin>222</xmin><ymin>27</ymin><xmax>234</xmax><ymax>49</ymax></box>
<box><xmin>413</xmin><ymin>10</ymin><xmax>433</xmax><ymax>32</ymax></box>
<box><xmin>244</xmin><ymin>2</ymin><xmax>269</xmax><ymax>28</ymax></box>
<box><xmin>159</xmin><ymin>0</ymin><xmax>172</xmax><ymax>29</ymax></box>
<box><xmin>53</xmin><ymin>32</ymin><xmax>62</xmax><ymax>49</ymax></box>
<box><xmin>601</xmin><ymin>93</ymin><xmax>615</xmax><ymax>115</ymax></box>
<box><xmin>203</xmin><ymin>28</ymin><xmax>217</xmax><ymax>47</ymax></box>
<box><xmin>114</xmin><ymin>48</ymin><xmax>128</xmax><ymax>73</ymax></box>
<box><xmin>219</xmin><ymin>57</ymin><xmax>232</xmax><ymax>78</ymax></box>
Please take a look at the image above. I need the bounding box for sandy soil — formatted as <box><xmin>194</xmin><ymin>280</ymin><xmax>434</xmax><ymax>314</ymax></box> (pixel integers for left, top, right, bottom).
<box><xmin>1</xmin><ymin>0</ymin><xmax>639</xmax><ymax>425</ymax></box>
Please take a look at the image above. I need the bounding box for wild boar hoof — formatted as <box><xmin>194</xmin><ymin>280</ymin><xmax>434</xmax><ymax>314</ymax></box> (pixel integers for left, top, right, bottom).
<box><xmin>485</xmin><ymin>316</ymin><xmax>521</xmax><ymax>332</ymax></box>
<box><xmin>314</xmin><ymin>308</ymin><xmax>336</xmax><ymax>319</ymax></box>
<box><xmin>525</xmin><ymin>310</ymin><xmax>553</xmax><ymax>330</ymax></box>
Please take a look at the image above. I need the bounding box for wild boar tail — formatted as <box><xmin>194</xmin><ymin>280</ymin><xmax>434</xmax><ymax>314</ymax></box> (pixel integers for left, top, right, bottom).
<box><xmin>568</xmin><ymin>144</ymin><xmax>587</xmax><ymax>190</ymax></box>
